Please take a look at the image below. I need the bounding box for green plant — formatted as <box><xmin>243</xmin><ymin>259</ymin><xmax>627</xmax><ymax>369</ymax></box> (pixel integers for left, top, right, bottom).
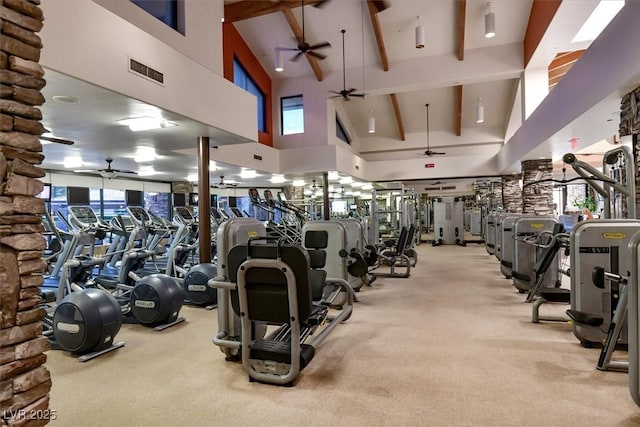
<box><xmin>573</xmin><ymin>196</ymin><xmax>597</xmax><ymax>212</ymax></box>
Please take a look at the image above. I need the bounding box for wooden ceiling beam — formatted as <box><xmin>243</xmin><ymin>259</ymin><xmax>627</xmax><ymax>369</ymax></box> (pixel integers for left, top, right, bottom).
<box><xmin>456</xmin><ymin>0</ymin><xmax>466</xmax><ymax>61</ymax></box>
<box><xmin>367</xmin><ymin>1</ymin><xmax>389</xmax><ymax>71</ymax></box>
<box><xmin>281</xmin><ymin>8</ymin><xmax>324</xmax><ymax>81</ymax></box>
<box><xmin>390</xmin><ymin>93</ymin><xmax>405</xmax><ymax>141</ymax></box>
<box><xmin>455</xmin><ymin>85</ymin><xmax>463</xmax><ymax>136</ymax></box>
<box><xmin>224</xmin><ymin>1</ymin><xmax>326</xmax><ymax>23</ymax></box>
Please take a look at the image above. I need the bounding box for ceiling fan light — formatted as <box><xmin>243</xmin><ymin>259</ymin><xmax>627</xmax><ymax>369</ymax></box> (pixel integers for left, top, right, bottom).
<box><xmin>100</xmin><ymin>170</ymin><xmax>118</xmax><ymax>179</ymax></box>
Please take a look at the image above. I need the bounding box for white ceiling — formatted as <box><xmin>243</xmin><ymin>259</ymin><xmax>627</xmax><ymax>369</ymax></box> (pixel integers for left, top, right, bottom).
<box><xmin>39</xmin><ymin>0</ymin><xmax>638</xmax><ymax>193</ymax></box>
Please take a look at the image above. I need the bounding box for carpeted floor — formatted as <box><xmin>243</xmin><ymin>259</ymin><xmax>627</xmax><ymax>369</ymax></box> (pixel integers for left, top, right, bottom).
<box><xmin>45</xmin><ymin>243</ymin><xmax>640</xmax><ymax>426</ymax></box>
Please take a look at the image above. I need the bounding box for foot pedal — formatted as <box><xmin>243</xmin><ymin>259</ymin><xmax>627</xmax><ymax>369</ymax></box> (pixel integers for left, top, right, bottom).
<box><xmin>566</xmin><ymin>309</ymin><xmax>604</xmax><ymax>327</ymax></box>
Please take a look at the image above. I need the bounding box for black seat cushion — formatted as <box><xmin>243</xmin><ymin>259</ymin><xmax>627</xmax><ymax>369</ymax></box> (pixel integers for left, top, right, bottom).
<box><xmin>540</xmin><ymin>288</ymin><xmax>570</xmax><ymax>303</ymax></box>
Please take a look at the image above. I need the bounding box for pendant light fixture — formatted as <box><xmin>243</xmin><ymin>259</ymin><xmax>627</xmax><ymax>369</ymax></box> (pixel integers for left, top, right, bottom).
<box><xmin>274</xmin><ymin>47</ymin><xmax>284</xmax><ymax>72</ymax></box>
<box><xmin>476</xmin><ymin>98</ymin><xmax>485</xmax><ymax>123</ymax></box>
<box><xmin>368</xmin><ymin>110</ymin><xmax>376</xmax><ymax>133</ymax></box>
<box><xmin>415</xmin><ymin>16</ymin><xmax>425</xmax><ymax>49</ymax></box>
<box><xmin>485</xmin><ymin>3</ymin><xmax>496</xmax><ymax>38</ymax></box>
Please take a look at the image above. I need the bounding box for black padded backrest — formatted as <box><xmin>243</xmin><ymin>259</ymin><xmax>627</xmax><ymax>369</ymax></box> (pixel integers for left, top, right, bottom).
<box><xmin>308</xmin><ymin>250</ymin><xmax>326</xmax><ymax>269</ymax></box>
<box><xmin>395</xmin><ymin>226</ymin><xmax>409</xmax><ymax>253</ymax></box>
<box><xmin>227</xmin><ymin>243</ymin><xmax>312</xmax><ymax>323</ymax></box>
<box><xmin>304</xmin><ymin>230</ymin><xmax>328</xmax><ymax>249</ymax></box>
<box><xmin>533</xmin><ymin>224</ymin><xmax>565</xmax><ymax>275</ymax></box>
<box><xmin>405</xmin><ymin>225</ymin><xmax>416</xmax><ymax>248</ymax></box>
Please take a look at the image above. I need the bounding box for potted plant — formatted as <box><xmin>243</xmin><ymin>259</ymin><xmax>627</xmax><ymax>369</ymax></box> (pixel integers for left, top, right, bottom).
<box><xmin>573</xmin><ymin>196</ymin><xmax>597</xmax><ymax>220</ymax></box>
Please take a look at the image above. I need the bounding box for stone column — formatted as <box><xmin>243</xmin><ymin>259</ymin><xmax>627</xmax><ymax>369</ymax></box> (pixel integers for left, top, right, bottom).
<box><xmin>521</xmin><ymin>159</ymin><xmax>554</xmax><ymax>215</ymax></box>
<box><xmin>0</xmin><ymin>0</ymin><xmax>53</xmax><ymax>425</ymax></box>
<box><xmin>620</xmin><ymin>85</ymin><xmax>640</xmax><ymax>217</ymax></box>
<box><xmin>501</xmin><ymin>174</ymin><xmax>522</xmax><ymax>213</ymax></box>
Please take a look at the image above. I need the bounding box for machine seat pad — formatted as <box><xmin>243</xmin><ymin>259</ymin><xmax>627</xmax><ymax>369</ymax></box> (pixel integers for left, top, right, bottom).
<box><xmin>94</xmin><ymin>275</ymin><xmax>120</xmax><ymax>288</ymax></box>
<box><xmin>566</xmin><ymin>309</ymin><xmax>604</xmax><ymax>327</ymax></box>
<box><xmin>540</xmin><ymin>288</ymin><xmax>570</xmax><ymax>303</ymax></box>
<box><xmin>512</xmin><ymin>271</ymin><xmax>531</xmax><ymax>282</ymax></box>
<box><xmin>500</xmin><ymin>260</ymin><xmax>513</xmax><ymax>269</ymax></box>
<box><xmin>250</xmin><ymin>340</ymin><xmax>315</xmax><ymax>369</ymax></box>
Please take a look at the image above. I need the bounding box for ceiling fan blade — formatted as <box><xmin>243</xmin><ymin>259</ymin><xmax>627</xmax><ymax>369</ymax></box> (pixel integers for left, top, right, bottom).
<box><xmin>312</xmin><ymin>0</ymin><xmax>331</xmax><ymax>8</ymax></box>
<box><xmin>39</xmin><ymin>135</ymin><xmax>75</xmax><ymax>145</ymax></box>
<box><xmin>307</xmin><ymin>50</ymin><xmax>327</xmax><ymax>60</ymax></box>
<box><xmin>371</xmin><ymin>0</ymin><xmax>390</xmax><ymax>12</ymax></box>
<box><xmin>308</xmin><ymin>41</ymin><xmax>331</xmax><ymax>50</ymax></box>
<box><xmin>290</xmin><ymin>51</ymin><xmax>304</xmax><ymax>62</ymax></box>
<box><xmin>280</xmin><ymin>46</ymin><xmax>299</xmax><ymax>52</ymax></box>
<box><xmin>349</xmin><ymin>93</ymin><xmax>366</xmax><ymax>98</ymax></box>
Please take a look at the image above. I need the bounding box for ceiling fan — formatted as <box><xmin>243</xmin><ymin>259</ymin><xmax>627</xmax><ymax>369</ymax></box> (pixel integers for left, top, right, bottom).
<box><xmin>422</xmin><ymin>103</ymin><xmax>446</xmax><ymax>156</ymax></box>
<box><xmin>330</xmin><ymin>29</ymin><xmax>366</xmax><ymax>101</ymax></box>
<box><xmin>280</xmin><ymin>0</ymin><xmax>331</xmax><ymax>61</ymax></box>
<box><xmin>76</xmin><ymin>158</ymin><xmax>138</xmax><ymax>179</ymax></box>
<box><xmin>97</xmin><ymin>158</ymin><xmax>137</xmax><ymax>179</ymax></box>
<box><xmin>212</xmin><ymin>176</ymin><xmax>238</xmax><ymax>189</ymax></box>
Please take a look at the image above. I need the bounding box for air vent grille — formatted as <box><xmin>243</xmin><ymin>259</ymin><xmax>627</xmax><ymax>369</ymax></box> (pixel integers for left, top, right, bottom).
<box><xmin>129</xmin><ymin>58</ymin><xmax>164</xmax><ymax>85</ymax></box>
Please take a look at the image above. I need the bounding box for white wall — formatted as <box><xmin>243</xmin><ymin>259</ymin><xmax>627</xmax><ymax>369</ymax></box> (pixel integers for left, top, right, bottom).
<box><xmin>93</xmin><ymin>0</ymin><xmax>223</xmax><ymax>74</ymax></box>
<box><xmin>40</xmin><ymin>0</ymin><xmax>256</xmax><ymax>141</ymax></box>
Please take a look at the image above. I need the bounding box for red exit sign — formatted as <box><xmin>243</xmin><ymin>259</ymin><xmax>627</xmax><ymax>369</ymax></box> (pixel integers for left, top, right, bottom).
<box><xmin>425</xmin><ymin>163</ymin><xmax>435</xmax><ymax>168</ymax></box>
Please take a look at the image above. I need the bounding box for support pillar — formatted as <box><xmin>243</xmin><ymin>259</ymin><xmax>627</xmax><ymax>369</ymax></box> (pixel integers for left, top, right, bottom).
<box><xmin>0</xmin><ymin>1</ymin><xmax>52</xmax><ymax>421</ymax></box>
<box><xmin>322</xmin><ymin>172</ymin><xmax>330</xmax><ymax>220</ymax></box>
<box><xmin>501</xmin><ymin>174</ymin><xmax>523</xmax><ymax>213</ymax></box>
<box><xmin>521</xmin><ymin>159</ymin><xmax>554</xmax><ymax>215</ymax></box>
<box><xmin>197</xmin><ymin>137</ymin><xmax>212</xmax><ymax>263</ymax></box>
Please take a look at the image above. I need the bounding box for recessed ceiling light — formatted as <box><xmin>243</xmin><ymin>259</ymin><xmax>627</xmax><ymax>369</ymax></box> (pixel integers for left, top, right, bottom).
<box><xmin>270</xmin><ymin>175</ymin><xmax>286</xmax><ymax>183</ymax></box>
<box><xmin>52</xmin><ymin>95</ymin><xmax>80</xmax><ymax>104</ymax></box>
<box><xmin>240</xmin><ymin>169</ymin><xmax>258</xmax><ymax>179</ymax></box>
<box><xmin>64</xmin><ymin>156</ymin><xmax>83</xmax><ymax>168</ymax></box>
<box><xmin>117</xmin><ymin>116</ymin><xmax>177</xmax><ymax>132</ymax></box>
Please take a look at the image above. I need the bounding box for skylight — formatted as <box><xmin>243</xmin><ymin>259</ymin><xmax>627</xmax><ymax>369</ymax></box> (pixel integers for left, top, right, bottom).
<box><xmin>572</xmin><ymin>0</ymin><xmax>624</xmax><ymax>43</ymax></box>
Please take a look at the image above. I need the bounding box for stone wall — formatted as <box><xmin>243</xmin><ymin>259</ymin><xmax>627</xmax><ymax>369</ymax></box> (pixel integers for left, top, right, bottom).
<box><xmin>0</xmin><ymin>0</ymin><xmax>52</xmax><ymax>425</ymax></box>
<box><xmin>501</xmin><ymin>174</ymin><xmax>522</xmax><ymax>213</ymax></box>
<box><xmin>619</xmin><ymin>85</ymin><xmax>639</xmax><ymax>137</ymax></box>
<box><xmin>521</xmin><ymin>159</ymin><xmax>554</xmax><ymax>216</ymax></box>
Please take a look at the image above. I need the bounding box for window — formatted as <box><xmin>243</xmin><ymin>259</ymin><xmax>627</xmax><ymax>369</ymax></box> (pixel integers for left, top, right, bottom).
<box><xmin>131</xmin><ymin>0</ymin><xmax>183</xmax><ymax>33</ymax></box>
<box><xmin>281</xmin><ymin>95</ymin><xmax>304</xmax><ymax>135</ymax></box>
<box><xmin>336</xmin><ymin>114</ymin><xmax>351</xmax><ymax>144</ymax></box>
<box><xmin>102</xmin><ymin>189</ymin><xmax>127</xmax><ymax>222</ymax></box>
<box><xmin>145</xmin><ymin>192</ymin><xmax>171</xmax><ymax>219</ymax></box>
<box><xmin>234</xmin><ymin>59</ymin><xmax>266</xmax><ymax>132</ymax></box>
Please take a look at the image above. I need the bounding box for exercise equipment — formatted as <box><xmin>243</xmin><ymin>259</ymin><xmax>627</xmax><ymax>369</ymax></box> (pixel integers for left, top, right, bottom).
<box><xmin>567</xmin><ymin>220</ymin><xmax>640</xmax><ymax>347</ymax></box>
<box><xmin>499</xmin><ymin>214</ymin><xmax>522</xmax><ymax>279</ymax></box>
<box><xmin>50</xmin><ymin>288</ymin><xmax>125</xmax><ymax>362</ymax></box>
<box><xmin>210</xmin><ymin>236</ymin><xmax>353</xmax><ymax>385</ymax></box>
<box><xmin>484</xmin><ymin>211</ymin><xmax>497</xmax><ymax>255</ymax></box>
<box><xmin>432</xmin><ymin>196</ymin><xmax>466</xmax><ymax>246</ymax></box>
<box><xmin>511</xmin><ymin>217</ymin><xmax>560</xmax><ymax>293</ymax></box>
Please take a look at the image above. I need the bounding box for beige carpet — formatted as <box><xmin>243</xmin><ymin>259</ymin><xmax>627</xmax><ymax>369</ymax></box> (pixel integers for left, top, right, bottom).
<box><xmin>46</xmin><ymin>243</ymin><xmax>640</xmax><ymax>426</ymax></box>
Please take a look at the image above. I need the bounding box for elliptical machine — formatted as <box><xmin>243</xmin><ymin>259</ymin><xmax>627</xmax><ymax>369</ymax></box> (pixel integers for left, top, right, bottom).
<box><xmin>41</xmin><ymin>211</ymin><xmax>125</xmax><ymax>362</ymax></box>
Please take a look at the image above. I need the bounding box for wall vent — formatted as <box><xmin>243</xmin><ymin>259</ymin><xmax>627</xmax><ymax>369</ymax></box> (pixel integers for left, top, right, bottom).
<box><xmin>253</xmin><ymin>154</ymin><xmax>262</xmax><ymax>161</ymax></box>
<box><xmin>129</xmin><ymin>57</ymin><xmax>164</xmax><ymax>85</ymax></box>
